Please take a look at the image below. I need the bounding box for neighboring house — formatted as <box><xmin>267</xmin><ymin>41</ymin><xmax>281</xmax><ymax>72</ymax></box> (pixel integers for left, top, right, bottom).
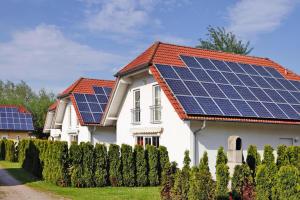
<box><xmin>43</xmin><ymin>78</ymin><xmax>116</xmax><ymax>146</ymax></box>
<box><xmin>102</xmin><ymin>42</ymin><xmax>300</xmax><ymax>174</ymax></box>
<box><xmin>0</xmin><ymin>105</ymin><xmax>34</xmax><ymax>140</ymax></box>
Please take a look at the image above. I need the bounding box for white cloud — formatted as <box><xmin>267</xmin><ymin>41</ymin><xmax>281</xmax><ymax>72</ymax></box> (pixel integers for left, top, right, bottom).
<box><xmin>227</xmin><ymin>0</ymin><xmax>299</xmax><ymax>39</ymax></box>
<box><xmin>0</xmin><ymin>24</ymin><xmax>125</xmax><ymax>92</ymax></box>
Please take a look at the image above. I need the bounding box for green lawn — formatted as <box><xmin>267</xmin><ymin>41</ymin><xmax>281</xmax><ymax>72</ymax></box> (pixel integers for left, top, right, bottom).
<box><xmin>0</xmin><ymin>161</ymin><xmax>160</xmax><ymax>200</ymax></box>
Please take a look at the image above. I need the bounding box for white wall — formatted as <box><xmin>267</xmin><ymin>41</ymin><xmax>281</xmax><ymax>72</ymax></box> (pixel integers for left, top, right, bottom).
<box><xmin>116</xmin><ymin>74</ymin><xmax>193</xmax><ymax>168</ymax></box>
<box><xmin>53</xmin><ymin>101</ymin><xmax>116</xmax><ymax>146</ymax></box>
<box><xmin>191</xmin><ymin>120</ymin><xmax>300</xmax><ymax>176</ymax></box>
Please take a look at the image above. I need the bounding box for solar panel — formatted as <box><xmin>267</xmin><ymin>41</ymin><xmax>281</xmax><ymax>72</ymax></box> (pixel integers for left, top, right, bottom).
<box><xmin>103</xmin><ymin>87</ymin><xmax>112</xmax><ymax>96</ymax></box>
<box><xmin>154</xmin><ymin>57</ymin><xmax>300</xmax><ymax>121</ymax></box>
<box><xmin>0</xmin><ymin>106</ymin><xmax>34</xmax><ymax>131</ymax></box>
<box><xmin>93</xmin><ymin>86</ymin><xmax>105</xmax><ymax>95</ymax></box>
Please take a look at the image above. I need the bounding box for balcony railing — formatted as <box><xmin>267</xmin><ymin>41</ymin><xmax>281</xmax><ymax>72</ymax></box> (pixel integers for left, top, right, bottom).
<box><xmin>150</xmin><ymin>105</ymin><xmax>162</xmax><ymax>123</ymax></box>
<box><xmin>131</xmin><ymin>108</ymin><xmax>141</xmax><ymax>124</ymax></box>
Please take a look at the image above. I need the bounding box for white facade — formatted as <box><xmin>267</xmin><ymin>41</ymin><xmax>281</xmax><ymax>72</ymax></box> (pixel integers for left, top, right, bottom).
<box><xmin>111</xmin><ymin>72</ymin><xmax>300</xmax><ymax>174</ymax></box>
<box><xmin>49</xmin><ymin>101</ymin><xmax>115</xmax><ymax>146</ymax></box>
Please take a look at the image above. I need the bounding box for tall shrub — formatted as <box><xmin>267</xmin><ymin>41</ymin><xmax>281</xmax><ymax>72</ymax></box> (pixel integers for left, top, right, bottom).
<box><xmin>0</xmin><ymin>140</ymin><xmax>5</xmax><ymax>160</ymax></box>
<box><xmin>188</xmin><ymin>151</ymin><xmax>215</xmax><ymax>200</ymax></box>
<box><xmin>216</xmin><ymin>147</ymin><xmax>228</xmax><ymax>165</ymax></box>
<box><xmin>69</xmin><ymin>143</ymin><xmax>83</xmax><ymax>187</ymax></box>
<box><xmin>276</xmin><ymin>145</ymin><xmax>289</xmax><ymax>168</ymax></box>
<box><xmin>94</xmin><ymin>143</ymin><xmax>108</xmax><ymax>187</ymax></box>
<box><xmin>215</xmin><ymin>147</ymin><xmax>229</xmax><ymax>200</ymax></box>
<box><xmin>272</xmin><ymin>165</ymin><xmax>300</xmax><ymax>200</ymax></box>
<box><xmin>108</xmin><ymin>144</ymin><xmax>122</xmax><ymax>186</ymax></box>
<box><xmin>81</xmin><ymin>142</ymin><xmax>94</xmax><ymax>187</ymax></box>
<box><xmin>246</xmin><ymin>145</ymin><xmax>261</xmax><ymax>178</ymax></box>
<box><xmin>231</xmin><ymin>164</ymin><xmax>253</xmax><ymax>200</ymax></box>
<box><xmin>134</xmin><ymin>145</ymin><xmax>148</xmax><ymax>186</ymax></box>
<box><xmin>121</xmin><ymin>144</ymin><xmax>135</xmax><ymax>187</ymax></box>
<box><xmin>160</xmin><ymin>162</ymin><xmax>177</xmax><ymax>200</ymax></box>
<box><xmin>287</xmin><ymin>146</ymin><xmax>300</xmax><ymax>170</ymax></box>
<box><xmin>158</xmin><ymin>146</ymin><xmax>169</xmax><ymax>182</ymax></box>
<box><xmin>5</xmin><ymin>140</ymin><xmax>16</xmax><ymax>162</ymax></box>
<box><xmin>18</xmin><ymin>139</ymin><xmax>30</xmax><ymax>163</ymax></box>
<box><xmin>147</xmin><ymin>145</ymin><xmax>159</xmax><ymax>186</ymax></box>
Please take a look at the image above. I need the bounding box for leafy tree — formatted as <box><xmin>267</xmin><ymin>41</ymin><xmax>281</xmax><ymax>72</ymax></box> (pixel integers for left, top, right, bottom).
<box><xmin>196</xmin><ymin>26</ymin><xmax>253</xmax><ymax>55</ymax></box>
<box><xmin>0</xmin><ymin>80</ymin><xmax>55</xmax><ymax>135</ymax></box>
<box><xmin>199</xmin><ymin>151</ymin><xmax>209</xmax><ymax>173</ymax></box>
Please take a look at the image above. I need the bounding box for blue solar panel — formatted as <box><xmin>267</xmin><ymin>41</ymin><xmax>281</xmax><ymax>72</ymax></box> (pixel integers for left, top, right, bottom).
<box><xmin>290</xmin><ymin>80</ymin><xmax>300</xmax><ymax>91</ymax></box>
<box><xmin>93</xmin><ymin>86</ymin><xmax>105</xmax><ymax>94</ymax></box>
<box><xmin>184</xmin><ymin>81</ymin><xmax>209</xmax><ymax>97</ymax></box>
<box><xmin>264</xmin><ymin>77</ymin><xmax>285</xmax><ymax>90</ymax></box>
<box><xmin>234</xmin><ymin>86</ymin><xmax>257</xmax><ymax>101</ymax></box>
<box><xmin>252</xmin><ymin>65</ymin><xmax>272</xmax><ymax>77</ymax></box>
<box><xmin>89</xmin><ymin>103</ymin><xmax>102</xmax><ymax>112</ymax></box>
<box><xmin>231</xmin><ymin>100</ymin><xmax>257</xmax><ymax>117</ymax></box>
<box><xmin>264</xmin><ymin>67</ymin><xmax>284</xmax><ymax>78</ymax></box>
<box><xmin>85</xmin><ymin>94</ymin><xmax>98</xmax><ymax>103</ymax></box>
<box><xmin>218</xmin><ymin>84</ymin><xmax>242</xmax><ymax>100</ymax></box>
<box><xmin>173</xmin><ymin>67</ymin><xmax>196</xmax><ymax>81</ymax></box>
<box><xmin>248</xmin><ymin>87</ymin><xmax>272</xmax><ymax>102</ymax></box>
<box><xmin>103</xmin><ymin>87</ymin><xmax>112</xmax><ymax>96</ymax></box>
<box><xmin>277</xmin><ymin>79</ymin><xmax>298</xmax><ymax>91</ymax></box>
<box><xmin>77</xmin><ymin>103</ymin><xmax>90</xmax><ymax>112</ymax></box>
<box><xmin>202</xmin><ymin>82</ymin><xmax>226</xmax><ymax>98</ymax></box>
<box><xmin>237</xmin><ymin>74</ymin><xmax>258</xmax><ymax>87</ymax></box>
<box><xmin>74</xmin><ymin>93</ymin><xmax>86</xmax><ymax>102</ymax></box>
<box><xmin>165</xmin><ymin>79</ymin><xmax>191</xmax><ymax>95</ymax></box>
<box><xmin>277</xmin><ymin>91</ymin><xmax>299</xmax><ymax>104</ymax></box>
<box><xmin>214</xmin><ymin>98</ymin><xmax>240</xmax><ymax>116</ymax></box>
<box><xmin>277</xmin><ymin>104</ymin><xmax>299</xmax><ymax>119</ymax></box>
<box><xmin>226</xmin><ymin>62</ymin><xmax>245</xmax><ymax>73</ymax></box>
<box><xmin>262</xmin><ymin>103</ymin><xmax>288</xmax><ymax>119</ymax></box>
<box><xmin>263</xmin><ymin>89</ymin><xmax>286</xmax><ymax>103</ymax></box>
<box><xmin>96</xmin><ymin>95</ymin><xmax>108</xmax><ymax>103</ymax></box>
<box><xmin>81</xmin><ymin>112</ymin><xmax>94</xmax><ymax>123</ymax></box>
<box><xmin>156</xmin><ymin>64</ymin><xmax>179</xmax><ymax>79</ymax></box>
<box><xmin>177</xmin><ymin>96</ymin><xmax>204</xmax><ymax>114</ymax></box>
<box><xmin>210</xmin><ymin>59</ymin><xmax>231</xmax><ymax>72</ymax></box>
<box><xmin>180</xmin><ymin>55</ymin><xmax>202</xmax><ymax>68</ymax></box>
<box><xmin>291</xmin><ymin>92</ymin><xmax>300</xmax><ymax>102</ymax></box>
<box><xmin>247</xmin><ymin>101</ymin><xmax>273</xmax><ymax>118</ymax></box>
<box><xmin>239</xmin><ymin>64</ymin><xmax>259</xmax><ymax>75</ymax></box>
<box><xmin>222</xmin><ymin>72</ymin><xmax>244</xmax><ymax>86</ymax></box>
<box><xmin>206</xmin><ymin>70</ymin><xmax>229</xmax><ymax>84</ymax></box>
<box><xmin>195</xmin><ymin>97</ymin><xmax>223</xmax><ymax>115</ymax></box>
<box><xmin>195</xmin><ymin>57</ymin><xmax>217</xmax><ymax>70</ymax></box>
<box><xmin>251</xmin><ymin>76</ymin><xmax>272</xmax><ymax>88</ymax></box>
<box><xmin>190</xmin><ymin>68</ymin><xmax>213</xmax><ymax>83</ymax></box>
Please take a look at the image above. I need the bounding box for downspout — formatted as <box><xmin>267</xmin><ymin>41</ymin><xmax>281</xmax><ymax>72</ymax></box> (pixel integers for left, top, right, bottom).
<box><xmin>89</xmin><ymin>126</ymin><xmax>96</xmax><ymax>144</ymax></box>
<box><xmin>192</xmin><ymin>120</ymin><xmax>206</xmax><ymax>166</ymax></box>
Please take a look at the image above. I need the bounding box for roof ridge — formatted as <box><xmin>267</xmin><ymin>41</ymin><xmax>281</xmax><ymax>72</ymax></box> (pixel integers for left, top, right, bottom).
<box><xmin>80</xmin><ymin>77</ymin><xmax>115</xmax><ymax>82</ymax></box>
<box><xmin>158</xmin><ymin>41</ymin><xmax>271</xmax><ymax>62</ymax></box>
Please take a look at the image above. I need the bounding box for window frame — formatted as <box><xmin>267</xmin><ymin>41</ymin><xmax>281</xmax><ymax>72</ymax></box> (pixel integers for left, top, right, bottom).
<box><xmin>151</xmin><ymin>85</ymin><xmax>162</xmax><ymax>123</ymax></box>
<box><xmin>135</xmin><ymin>135</ymin><xmax>160</xmax><ymax>148</ymax></box>
<box><xmin>132</xmin><ymin>89</ymin><xmax>141</xmax><ymax>124</ymax></box>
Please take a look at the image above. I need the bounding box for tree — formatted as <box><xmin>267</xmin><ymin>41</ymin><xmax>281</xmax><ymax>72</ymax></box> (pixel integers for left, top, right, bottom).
<box><xmin>94</xmin><ymin>144</ymin><xmax>108</xmax><ymax>187</ymax></box>
<box><xmin>108</xmin><ymin>144</ymin><xmax>122</xmax><ymax>186</ymax></box>
<box><xmin>121</xmin><ymin>144</ymin><xmax>135</xmax><ymax>187</ymax></box>
<box><xmin>160</xmin><ymin>162</ymin><xmax>178</xmax><ymax>200</ymax></box>
<box><xmin>276</xmin><ymin>145</ymin><xmax>289</xmax><ymax>169</ymax></box>
<box><xmin>147</xmin><ymin>145</ymin><xmax>160</xmax><ymax>186</ymax></box>
<box><xmin>246</xmin><ymin>145</ymin><xmax>261</xmax><ymax>178</ymax></box>
<box><xmin>196</xmin><ymin>26</ymin><xmax>253</xmax><ymax>55</ymax></box>
<box><xmin>215</xmin><ymin>147</ymin><xmax>229</xmax><ymax>200</ymax></box>
<box><xmin>231</xmin><ymin>164</ymin><xmax>254</xmax><ymax>200</ymax></box>
<box><xmin>134</xmin><ymin>145</ymin><xmax>148</xmax><ymax>186</ymax></box>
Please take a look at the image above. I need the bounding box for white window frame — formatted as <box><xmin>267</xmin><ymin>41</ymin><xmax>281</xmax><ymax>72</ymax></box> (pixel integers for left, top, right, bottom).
<box><xmin>132</xmin><ymin>89</ymin><xmax>141</xmax><ymax>124</ymax></box>
<box><xmin>150</xmin><ymin>85</ymin><xmax>162</xmax><ymax>123</ymax></box>
<box><xmin>68</xmin><ymin>106</ymin><xmax>72</xmax><ymax>128</ymax></box>
<box><xmin>135</xmin><ymin>135</ymin><xmax>160</xmax><ymax>148</ymax></box>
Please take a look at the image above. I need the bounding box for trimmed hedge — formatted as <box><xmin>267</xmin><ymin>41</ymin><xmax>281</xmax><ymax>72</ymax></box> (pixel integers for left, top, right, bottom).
<box><xmin>158</xmin><ymin>146</ymin><xmax>169</xmax><ymax>182</ymax></box>
<box><xmin>108</xmin><ymin>144</ymin><xmax>122</xmax><ymax>186</ymax></box>
<box><xmin>135</xmin><ymin>145</ymin><xmax>148</xmax><ymax>186</ymax></box>
<box><xmin>121</xmin><ymin>144</ymin><xmax>135</xmax><ymax>187</ymax></box>
<box><xmin>81</xmin><ymin>142</ymin><xmax>94</xmax><ymax>187</ymax></box>
<box><xmin>147</xmin><ymin>145</ymin><xmax>160</xmax><ymax>186</ymax></box>
<box><xmin>94</xmin><ymin>143</ymin><xmax>108</xmax><ymax>187</ymax></box>
<box><xmin>69</xmin><ymin>143</ymin><xmax>83</xmax><ymax>187</ymax></box>
<box><xmin>0</xmin><ymin>140</ymin><xmax>5</xmax><ymax>160</ymax></box>
<box><xmin>5</xmin><ymin>140</ymin><xmax>16</xmax><ymax>162</ymax></box>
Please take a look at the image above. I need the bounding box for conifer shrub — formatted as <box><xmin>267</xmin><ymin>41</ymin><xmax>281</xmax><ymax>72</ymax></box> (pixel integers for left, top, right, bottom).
<box><xmin>0</xmin><ymin>140</ymin><xmax>5</xmax><ymax>160</ymax></box>
<box><xmin>287</xmin><ymin>146</ymin><xmax>300</xmax><ymax>170</ymax></box>
<box><xmin>160</xmin><ymin>161</ymin><xmax>177</xmax><ymax>200</ymax></box>
<box><xmin>276</xmin><ymin>144</ymin><xmax>289</xmax><ymax>168</ymax></box>
<box><xmin>188</xmin><ymin>151</ymin><xmax>215</xmax><ymax>200</ymax></box>
<box><xmin>231</xmin><ymin>164</ymin><xmax>253</xmax><ymax>200</ymax></box>
<box><xmin>81</xmin><ymin>142</ymin><xmax>94</xmax><ymax>187</ymax></box>
<box><xmin>121</xmin><ymin>144</ymin><xmax>135</xmax><ymax>186</ymax></box>
<box><xmin>158</xmin><ymin>146</ymin><xmax>169</xmax><ymax>182</ymax></box>
<box><xmin>69</xmin><ymin>143</ymin><xmax>83</xmax><ymax>187</ymax></box>
<box><xmin>134</xmin><ymin>145</ymin><xmax>148</xmax><ymax>186</ymax></box>
<box><xmin>94</xmin><ymin>143</ymin><xmax>108</xmax><ymax>187</ymax></box>
<box><xmin>216</xmin><ymin>146</ymin><xmax>228</xmax><ymax>165</ymax></box>
<box><xmin>272</xmin><ymin>165</ymin><xmax>300</xmax><ymax>200</ymax></box>
<box><xmin>147</xmin><ymin>145</ymin><xmax>159</xmax><ymax>186</ymax></box>
<box><xmin>5</xmin><ymin>139</ymin><xmax>16</xmax><ymax>162</ymax></box>
<box><xmin>18</xmin><ymin>139</ymin><xmax>30</xmax><ymax>163</ymax></box>
<box><xmin>108</xmin><ymin>144</ymin><xmax>122</xmax><ymax>186</ymax></box>
<box><xmin>215</xmin><ymin>147</ymin><xmax>229</xmax><ymax>200</ymax></box>
<box><xmin>246</xmin><ymin>145</ymin><xmax>261</xmax><ymax>178</ymax></box>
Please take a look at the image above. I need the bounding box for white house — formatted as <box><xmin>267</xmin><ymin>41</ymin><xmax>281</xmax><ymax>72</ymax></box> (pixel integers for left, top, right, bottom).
<box><xmin>43</xmin><ymin>78</ymin><xmax>116</xmax><ymax>146</ymax></box>
<box><xmin>102</xmin><ymin>42</ymin><xmax>300</xmax><ymax>175</ymax></box>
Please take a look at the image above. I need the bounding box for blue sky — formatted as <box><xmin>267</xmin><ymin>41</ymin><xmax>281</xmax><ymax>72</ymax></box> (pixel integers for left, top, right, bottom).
<box><xmin>0</xmin><ymin>0</ymin><xmax>300</xmax><ymax>93</ymax></box>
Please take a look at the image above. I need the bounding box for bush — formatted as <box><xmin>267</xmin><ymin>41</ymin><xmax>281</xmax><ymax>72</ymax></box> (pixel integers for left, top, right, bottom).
<box><xmin>216</xmin><ymin>146</ymin><xmax>228</xmax><ymax>165</ymax></box>
<box><xmin>0</xmin><ymin>140</ymin><xmax>5</xmax><ymax>160</ymax></box>
<box><xmin>121</xmin><ymin>144</ymin><xmax>135</xmax><ymax>187</ymax></box>
<box><xmin>134</xmin><ymin>145</ymin><xmax>148</xmax><ymax>186</ymax></box>
<box><xmin>147</xmin><ymin>145</ymin><xmax>159</xmax><ymax>186</ymax></box>
<box><xmin>158</xmin><ymin>146</ymin><xmax>169</xmax><ymax>182</ymax></box>
<box><xmin>94</xmin><ymin>143</ymin><xmax>108</xmax><ymax>187</ymax></box>
<box><xmin>108</xmin><ymin>144</ymin><xmax>122</xmax><ymax>186</ymax></box>
<box><xmin>262</xmin><ymin>145</ymin><xmax>275</xmax><ymax>165</ymax></box>
<box><xmin>81</xmin><ymin>142</ymin><xmax>94</xmax><ymax>187</ymax></box>
<box><xmin>246</xmin><ymin>145</ymin><xmax>261</xmax><ymax>178</ymax></box>
<box><xmin>276</xmin><ymin>144</ymin><xmax>289</xmax><ymax>168</ymax></box>
<box><xmin>231</xmin><ymin>164</ymin><xmax>253</xmax><ymax>200</ymax></box>
<box><xmin>5</xmin><ymin>140</ymin><xmax>16</xmax><ymax>162</ymax></box>
<box><xmin>272</xmin><ymin>165</ymin><xmax>300</xmax><ymax>200</ymax></box>
<box><xmin>216</xmin><ymin>147</ymin><xmax>229</xmax><ymax>200</ymax></box>
<box><xmin>183</xmin><ymin>150</ymin><xmax>191</xmax><ymax>170</ymax></box>
<box><xmin>69</xmin><ymin>143</ymin><xmax>83</xmax><ymax>187</ymax></box>
<box><xmin>287</xmin><ymin>146</ymin><xmax>300</xmax><ymax>170</ymax></box>
<box><xmin>188</xmin><ymin>152</ymin><xmax>215</xmax><ymax>200</ymax></box>
<box><xmin>160</xmin><ymin>161</ymin><xmax>177</xmax><ymax>200</ymax></box>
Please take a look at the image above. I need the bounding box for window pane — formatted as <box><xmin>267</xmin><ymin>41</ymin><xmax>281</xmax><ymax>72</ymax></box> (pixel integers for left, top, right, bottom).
<box><xmin>145</xmin><ymin>137</ymin><xmax>152</xmax><ymax>146</ymax></box>
<box><xmin>152</xmin><ymin>136</ymin><xmax>159</xmax><ymax>147</ymax></box>
<box><xmin>137</xmin><ymin>136</ymin><xmax>143</xmax><ymax>146</ymax></box>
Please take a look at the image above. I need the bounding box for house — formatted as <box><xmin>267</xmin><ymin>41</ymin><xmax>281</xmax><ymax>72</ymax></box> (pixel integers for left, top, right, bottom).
<box><xmin>0</xmin><ymin>105</ymin><xmax>34</xmax><ymax>140</ymax></box>
<box><xmin>102</xmin><ymin>42</ymin><xmax>300</xmax><ymax>174</ymax></box>
<box><xmin>43</xmin><ymin>78</ymin><xmax>116</xmax><ymax>146</ymax></box>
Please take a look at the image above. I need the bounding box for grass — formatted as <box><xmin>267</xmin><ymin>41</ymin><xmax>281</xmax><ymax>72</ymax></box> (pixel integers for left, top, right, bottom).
<box><xmin>0</xmin><ymin>161</ymin><xmax>160</xmax><ymax>200</ymax></box>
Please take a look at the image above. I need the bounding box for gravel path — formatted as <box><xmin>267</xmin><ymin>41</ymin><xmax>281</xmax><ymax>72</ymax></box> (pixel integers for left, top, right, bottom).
<box><xmin>0</xmin><ymin>166</ymin><xmax>65</xmax><ymax>200</ymax></box>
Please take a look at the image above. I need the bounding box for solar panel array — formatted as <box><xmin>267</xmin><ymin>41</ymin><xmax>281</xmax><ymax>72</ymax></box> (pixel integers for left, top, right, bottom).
<box><xmin>0</xmin><ymin>107</ymin><xmax>34</xmax><ymax>131</ymax></box>
<box><xmin>73</xmin><ymin>86</ymin><xmax>112</xmax><ymax>124</ymax></box>
<box><xmin>154</xmin><ymin>55</ymin><xmax>300</xmax><ymax>121</ymax></box>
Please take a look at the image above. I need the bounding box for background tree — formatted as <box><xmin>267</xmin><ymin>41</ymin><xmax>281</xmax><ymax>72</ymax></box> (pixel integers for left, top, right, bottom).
<box><xmin>0</xmin><ymin>80</ymin><xmax>55</xmax><ymax>136</ymax></box>
<box><xmin>196</xmin><ymin>26</ymin><xmax>253</xmax><ymax>55</ymax></box>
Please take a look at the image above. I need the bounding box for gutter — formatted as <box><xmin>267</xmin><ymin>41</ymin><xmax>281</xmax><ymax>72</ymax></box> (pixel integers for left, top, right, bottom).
<box><xmin>192</xmin><ymin>120</ymin><xmax>206</xmax><ymax>165</ymax></box>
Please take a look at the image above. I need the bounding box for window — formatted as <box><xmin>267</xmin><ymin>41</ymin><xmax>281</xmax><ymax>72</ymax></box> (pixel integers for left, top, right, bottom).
<box><xmin>70</xmin><ymin>135</ymin><xmax>78</xmax><ymax>144</ymax></box>
<box><xmin>150</xmin><ymin>85</ymin><xmax>162</xmax><ymax>123</ymax></box>
<box><xmin>236</xmin><ymin>138</ymin><xmax>242</xmax><ymax>150</ymax></box>
<box><xmin>279</xmin><ymin>138</ymin><xmax>293</xmax><ymax>146</ymax></box>
<box><xmin>69</xmin><ymin>106</ymin><xmax>72</xmax><ymax>128</ymax></box>
<box><xmin>135</xmin><ymin>136</ymin><xmax>160</xmax><ymax>148</ymax></box>
<box><xmin>132</xmin><ymin>90</ymin><xmax>141</xmax><ymax>124</ymax></box>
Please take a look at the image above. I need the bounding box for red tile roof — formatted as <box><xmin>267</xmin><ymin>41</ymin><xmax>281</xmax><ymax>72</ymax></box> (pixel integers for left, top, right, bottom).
<box><xmin>117</xmin><ymin>42</ymin><xmax>300</xmax><ymax>125</ymax></box>
<box><xmin>0</xmin><ymin>105</ymin><xmax>31</xmax><ymax>114</ymax></box>
<box><xmin>48</xmin><ymin>101</ymin><xmax>58</xmax><ymax>111</ymax></box>
<box><xmin>54</xmin><ymin>78</ymin><xmax>115</xmax><ymax>126</ymax></box>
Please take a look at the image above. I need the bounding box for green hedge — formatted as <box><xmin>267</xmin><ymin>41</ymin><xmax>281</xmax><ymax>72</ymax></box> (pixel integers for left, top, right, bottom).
<box><xmin>108</xmin><ymin>144</ymin><xmax>122</xmax><ymax>186</ymax></box>
<box><xmin>81</xmin><ymin>142</ymin><xmax>94</xmax><ymax>187</ymax></box>
<box><xmin>4</xmin><ymin>140</ymin><xmax>16</xmax><ymax>162</ymax></box>
<box><xmin>69</xmin><ymin>143</ymin><xmax>83</xmax><ymax>187</ymax></box>
<box><xmin>147</xmin><ymin>145</ymin><xmax>160</xmax><ymax>186</ymax></box>
<box><xmin>121</xmin><ymin>144</ymin><xmax>135</xmax><ymax>187</ymax></box>
<box><xmin>0</xmin><ymin>140</ymin><xmax>5</xmax><ymax>160</ymax></box>
<box><xmin>135</xmin><ymin>145</ymin><xmax>148</xmax><ymax>186</ymax></box>
<box><xmin>94</xmin><ymin>143</ymin><xmax>108</xmax><ymax>187</ymax></box>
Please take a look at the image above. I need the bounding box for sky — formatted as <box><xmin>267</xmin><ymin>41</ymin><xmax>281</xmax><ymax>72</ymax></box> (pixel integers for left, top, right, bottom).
<box><xmin>0</xmin><ymin>0</ymin><xmax>300</xmax><ymax>93</ymax></box>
